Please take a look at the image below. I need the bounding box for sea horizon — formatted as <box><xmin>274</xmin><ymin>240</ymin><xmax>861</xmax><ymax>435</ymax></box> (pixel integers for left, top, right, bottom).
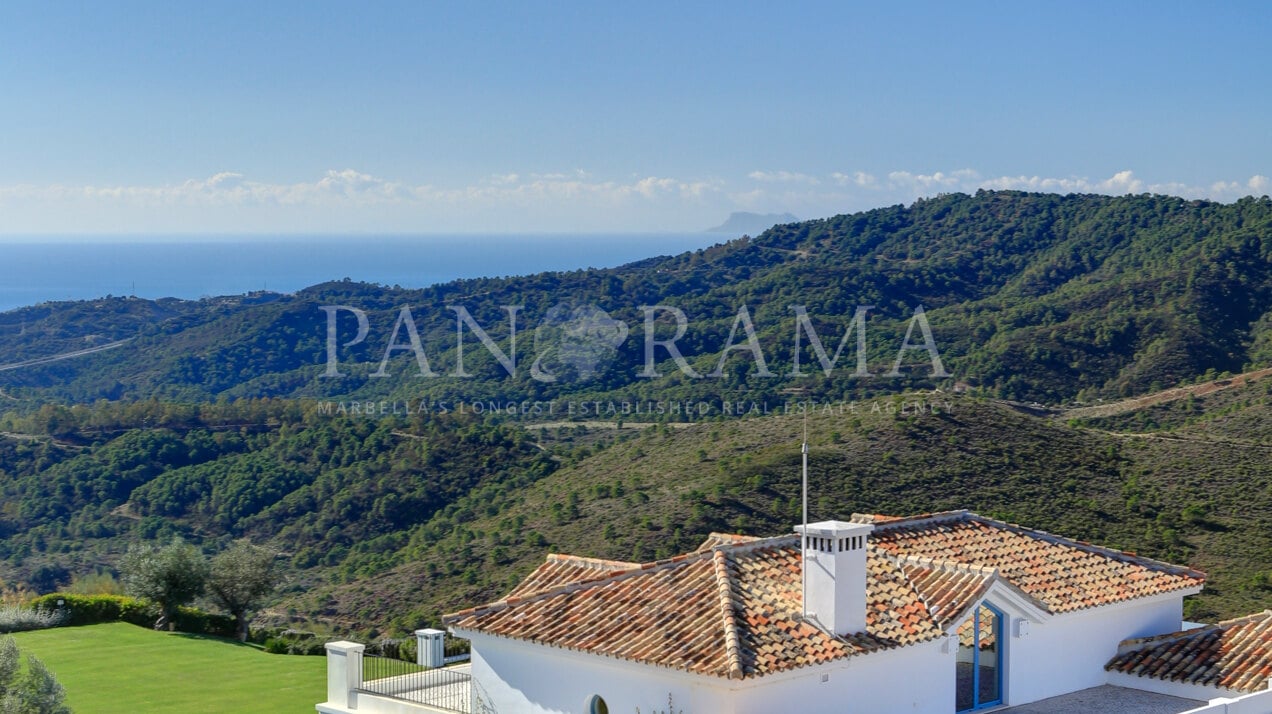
<box><xmin>0</xmin><ymin>232</ymin><xmax>730</xmax><ymax>312</ymax></box>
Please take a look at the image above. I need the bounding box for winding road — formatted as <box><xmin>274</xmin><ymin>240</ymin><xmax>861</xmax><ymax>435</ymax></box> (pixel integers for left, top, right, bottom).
<box><xmin>0</xmin><ymin>339</ymin><xmax>131</xmax><ymax>372</ymax></box>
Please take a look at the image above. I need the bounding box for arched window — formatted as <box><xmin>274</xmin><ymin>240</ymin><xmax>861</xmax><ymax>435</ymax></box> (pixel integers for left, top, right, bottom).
<box><xmin>587</xmin><ymin>694</ymin><xmax>609</xmax><ymax>714</ymax></box>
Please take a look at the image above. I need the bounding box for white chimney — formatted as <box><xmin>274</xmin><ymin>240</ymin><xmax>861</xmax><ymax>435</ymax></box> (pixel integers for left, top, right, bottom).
<box><xmin>794</xmin><ymin>520</ymin><xmax>874</xmax><ymax>636</ymax></box>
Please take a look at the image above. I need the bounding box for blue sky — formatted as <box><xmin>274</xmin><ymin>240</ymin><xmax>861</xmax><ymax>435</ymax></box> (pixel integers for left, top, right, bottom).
<box><xmin>1</xmin><ymin>1</ymin><xmax>1269</xmax><ymax>233</ymax></box>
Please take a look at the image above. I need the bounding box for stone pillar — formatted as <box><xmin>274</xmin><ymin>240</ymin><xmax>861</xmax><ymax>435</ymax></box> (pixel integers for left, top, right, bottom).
<box><xmin>323</xmin><ymin>641</ymin><xmax>365</xmax><ymax>710</ymax></box>
<box><xmin>416</xmin><ymin>628</ymin><xmax>446</xmax><ymax>668</ymax></box>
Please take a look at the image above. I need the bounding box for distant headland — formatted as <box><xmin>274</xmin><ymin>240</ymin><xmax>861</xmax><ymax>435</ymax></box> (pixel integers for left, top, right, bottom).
<box><xmin>705</xmin><ymin>211</ymin><xmax>799</xmax><ymax>235</ymax></box>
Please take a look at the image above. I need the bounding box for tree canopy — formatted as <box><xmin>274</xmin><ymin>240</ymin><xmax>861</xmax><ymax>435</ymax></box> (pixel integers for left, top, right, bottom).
<box><xmin>119</xmin><ymin>537</ymin><xmax>209</xmax><ymax>631</ymax></box>
<box><xmin>207</xmin><ymin>540</ymin><xmax>279</xmax><ymax>641</ymax></box>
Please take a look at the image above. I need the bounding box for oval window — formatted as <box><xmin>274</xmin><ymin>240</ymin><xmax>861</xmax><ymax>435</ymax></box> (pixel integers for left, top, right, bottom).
<box><xmin>588</xmin><ymin>695</ymin><xmax>609</xmax><ymax>714</ymax></box>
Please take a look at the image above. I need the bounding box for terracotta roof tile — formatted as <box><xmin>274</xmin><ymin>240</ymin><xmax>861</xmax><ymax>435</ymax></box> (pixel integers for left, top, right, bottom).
<box><xmin>866</xmin><ymin>512</ymin><xmax>1203</xmax><ymax>613</ymax></box>
<box><xmin>696</xmin><ymin>533</ymin><xmax>761</xmax><ymax>552</ymax></box>
<box><xmin>505</xmin><ymin>554</ymin><xmax>639</xmax><ymax>599</ymax></box>
<box><xmin>895</xmin><ymin>556</ymin><xmax>997</xmax><ymax>628</ymax></box>
<box><xmin>445</xmin><ymin>510</ymin><xmax>1206</xmax><ymax>680</ymax></box>
<box><xmin>1106</xmin><ymin>611</ymin><xmax>1272</xmax><ymax>693</ymax></box>
<box><xmin>448</xmin><ymin>552</ymin><xmax>734</xmax><ymax>676</ymax></box>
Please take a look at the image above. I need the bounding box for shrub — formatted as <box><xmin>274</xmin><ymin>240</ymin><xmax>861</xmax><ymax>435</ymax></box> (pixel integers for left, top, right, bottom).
<box><xmin>263</xmin><ymin>638</ymin><xmax>290</xmax><ymax>655</ymax></box>
<box><xmin>172</xmin><ymin>606</ymin><xmax>237</xmax><ymax>639</ymax></box>
<box><xmin>262</xmin><ymin>632</ymin><xmax>329</xmax><ymax>656</ymax></box>
<box><xmin>65</xmin><ymin>570</ymin><xmax>124</xmax><ymax>596</ymax></box>
<box><xmin>0</xmin><ymin>637</ymin><xmax>70</xmax><ymax>714</ymax></box>
<box><xmin>27</xmin><ymin>594</ymin><xmax>233</xmax><ymax>637</ymax></box>
<box><xmin>399</xmin><ymin>637</ymin><xmax>417</xmax><ymax>664</ymax></box>
<box><xmin>27</xmin><ymin>595</ymin><xmax>138</xmax><ymax>627</ymax></box>
<box><xmin>0</xmin><ymin>606</ymin><xmax>64</xmax><ymax>634</ymax></box>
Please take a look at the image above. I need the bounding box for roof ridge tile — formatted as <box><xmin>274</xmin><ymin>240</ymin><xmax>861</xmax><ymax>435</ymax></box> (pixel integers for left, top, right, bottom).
<box><xmin>545</xmin><ymin>553</ymin><xmax>640</xmax><ymax>570</ymax></box>
<box><xmin>711</xmin><ymin>549</ymin><xmax>746</xmax><ymax>680</ymax></box>
<box><xmin>856</xmin><ymin>510</ymin><xmax>971</xmax><ymax>530</ymax></box>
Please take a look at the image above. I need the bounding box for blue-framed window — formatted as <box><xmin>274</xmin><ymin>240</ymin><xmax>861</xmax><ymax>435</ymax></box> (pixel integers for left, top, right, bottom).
<box><xmin>956</xmin><ymin>603</ymin><xmax>1003</xmax><ymax>711</ymax></box>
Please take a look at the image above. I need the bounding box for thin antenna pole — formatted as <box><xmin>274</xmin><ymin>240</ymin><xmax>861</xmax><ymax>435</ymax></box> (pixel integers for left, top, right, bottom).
<box><xmin>801</xmin><ymin>409</ymin><xmax>809</xmax><ymax>620</ymax></box>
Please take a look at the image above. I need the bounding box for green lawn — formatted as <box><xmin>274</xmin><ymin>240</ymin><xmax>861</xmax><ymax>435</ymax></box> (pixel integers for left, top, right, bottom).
<box><xmin>11</xmin><ymin>622</ymin><xmax>326</xmax><ymax>713</ymax></box>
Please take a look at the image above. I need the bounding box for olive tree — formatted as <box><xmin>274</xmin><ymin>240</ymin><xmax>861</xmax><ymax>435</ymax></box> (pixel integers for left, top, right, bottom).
<box><xmin>120</xmin><ymin>536</ymin><xmax>210</xmax><ymax>631</ymax></box>
<box><xmin>0</xmin><ymin>637</ymin><xmax>70</xmax><ymax>714</ymax></box>
<box><xmin>207</xmin><ymin>540</ymin><xmax>279</xmax><ymax>641</ymax></box>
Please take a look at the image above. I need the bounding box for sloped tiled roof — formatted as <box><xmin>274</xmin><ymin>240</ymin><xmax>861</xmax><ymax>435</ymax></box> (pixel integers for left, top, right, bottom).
<box><xmin>895</xmin><ymin>555</ymin><xmax>996</xmax><ymax>628</ymax></box>
<box><xmin>723</xmin><ymin>540</ymin><xmax>944</xmax><ymax>676</ymax></box>
<box><xmin>864</xmin><ymin>510</ymin><xmax>1204</xmax><ymax>613</ymax></box>
<box><xmin>1106</xmin><ymin>611</ymin><xmax>1272</xmax><ymax>693</ymax></box>
<box><xmin>505</xmin><ymin>554</ymin><xmax>639</xmax><ymax>599</ymax></box>
<box><xmin>446</xmin><ymin>539</ymin><xmax>944</xmax><ymax>679</ymax></box>
<box><xmin>444</xmin><ymin>510</ymin><xmax>1205</xmax><ymax>680</ymax></box>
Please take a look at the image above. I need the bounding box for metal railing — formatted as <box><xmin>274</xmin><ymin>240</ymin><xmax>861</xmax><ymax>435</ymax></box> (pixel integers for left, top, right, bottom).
<box><xmin>358</xmin><ymin>653</ymin><xmax>472</xmax><ymax>713</ymax></box>
<box><xmin>444</xmin><ymin>635</ymin><xmax>471</xmax><ymax>664</ymax></box>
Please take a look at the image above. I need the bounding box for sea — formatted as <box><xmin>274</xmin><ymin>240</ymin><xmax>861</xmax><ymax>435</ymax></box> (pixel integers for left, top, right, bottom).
<box><xmin>0</xmin><ymin>233</ymin><xmax>726</xmax><ymax>313</ymax></box>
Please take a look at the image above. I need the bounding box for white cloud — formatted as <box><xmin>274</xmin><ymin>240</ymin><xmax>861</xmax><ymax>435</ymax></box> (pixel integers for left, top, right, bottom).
<box><xmin>832</xmin><ymin>171</ymin><xmax>877</xmax><ymax>187</ymax></box>
<box><xmin>748</xmin><ymin>170</ymin><xmax>820</xmax><ymax>185</ymax></box>
<box><xmin>978</xmin><ymin>172</ymin><xmax>1128</xmax><ymax>194</ymax></box>
<box><xmin>1</xmin><ymin>167</ymin><xmax>1267</xmax><ymax>233</ymax></box>
<box><xmin>205</xmin><ymin>171</ymin><xmax>244</xmax><ymax>188</ymax></box>
<box><xmin>886</xmin><ymin>169</ymin><xmax>980</xmax><ymax>191</ymax></box>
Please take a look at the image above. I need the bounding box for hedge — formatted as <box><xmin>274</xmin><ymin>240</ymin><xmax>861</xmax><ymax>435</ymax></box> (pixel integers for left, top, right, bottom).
<box><xmin>27</xmin><ymin>594</ymin><xmax>153</xmax><ymax>628</ymax></box>
<box><xmin>28</xmin><ymin>594</ymin><xmax>237</xmax><ymax>638</ymax></box>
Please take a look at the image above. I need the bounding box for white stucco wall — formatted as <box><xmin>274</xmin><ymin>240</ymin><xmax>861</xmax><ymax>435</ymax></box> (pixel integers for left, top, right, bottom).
<box><xmin>464</xmin><ymin>631</ymin><xmax>953</xmax><ymax>714</ymax></box>
<box><xmin>1177</xmin><ymin>688</ymin><xmax>1272</xmax><ymax>714</ymax></box>
<box><xmin>728</xmin><ymin>638</ymin><xmax>952</xmax><ymax>714</ymax></box>
<box><xmin>459</xmin><ymin>592</ymin><xmax>1191</xmax><ymax>714</ymax></box>
<box><xmin>1002</xmin><ymin>593</ymin><xmax>1185</xmax><ymax>706</ymax></box>
<box><xmin>1105</xmin><ymin>670</ymin><xmax>1241</xmax><ymax>702</ymax></box>
<box><xmin>467</xmin><ymin>632</ymin><xmax>733</xmax><ymax>714</ymax></box>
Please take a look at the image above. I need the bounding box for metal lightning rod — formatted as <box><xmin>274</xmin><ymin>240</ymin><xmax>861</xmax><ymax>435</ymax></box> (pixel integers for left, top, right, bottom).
<box><xmin>801</xmin><ymin>409</ymin><xmax>809</xmax><ymax>620</ymax></box>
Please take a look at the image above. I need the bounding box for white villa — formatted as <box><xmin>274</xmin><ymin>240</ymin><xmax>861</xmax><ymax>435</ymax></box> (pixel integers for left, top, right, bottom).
<box><xmin>318</xmin><ymin>510</ymin><xmax>1272</xmax><ymax>714</ymax></box>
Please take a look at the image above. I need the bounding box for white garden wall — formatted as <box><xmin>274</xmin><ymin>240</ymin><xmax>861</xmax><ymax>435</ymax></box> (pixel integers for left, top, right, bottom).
<box><xmin>1177</xmin><ymin>688</ymin><xmax>1272</xmax><ymax>714</ymax></box>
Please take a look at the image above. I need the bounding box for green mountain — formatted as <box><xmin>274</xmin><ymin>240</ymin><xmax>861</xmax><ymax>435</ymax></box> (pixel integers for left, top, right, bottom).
<box><xmin>304</xmin><ymin>385</ymin><xmax>1272</xmax><ymax>632</ymax></box>
<box><xmin>3</xmin><ymin>384</ymin><xmax>1270</xmax><ymax>634</ymax></box>
<box><xmin>2</xmin><ymin>190</ymin><xmax>1272</xmax><ymax>636</ymax></box>
<box><xmin>2</xmin><ymin>191</ymin><xmax>1271</xmax><ymax>407</ymax></box>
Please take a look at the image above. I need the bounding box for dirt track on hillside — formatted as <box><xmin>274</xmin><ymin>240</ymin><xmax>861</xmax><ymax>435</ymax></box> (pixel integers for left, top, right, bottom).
<box><xmin>1061</xmin><ymin>367</ymin><xmax>1272</xmax><ymax>421</ymax></box>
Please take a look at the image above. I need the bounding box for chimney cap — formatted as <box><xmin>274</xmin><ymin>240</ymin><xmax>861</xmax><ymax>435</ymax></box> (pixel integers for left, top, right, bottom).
<box><xmin>794</xmin><ymin>520</ymin><xmax>874</xmax><ymax>539</ymax></box>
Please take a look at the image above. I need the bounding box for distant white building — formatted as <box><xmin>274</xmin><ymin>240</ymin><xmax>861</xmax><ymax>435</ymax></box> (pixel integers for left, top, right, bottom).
<box><xmin>318</xmin><ymin>510</ymin><xmax>1272</xmax><ymax>714</ymax></box>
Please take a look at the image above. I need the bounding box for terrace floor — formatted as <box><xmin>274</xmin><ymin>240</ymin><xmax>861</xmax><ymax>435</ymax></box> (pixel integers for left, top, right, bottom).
<box><xmin>1002</xmin><ymin>685</ymin><xmax>1204</xmax><ymax>714</ymax></box>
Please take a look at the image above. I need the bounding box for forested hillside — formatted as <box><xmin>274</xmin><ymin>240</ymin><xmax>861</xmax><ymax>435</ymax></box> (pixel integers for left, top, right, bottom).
<box><xmin>1</xmin><ymin>190</ymin><xmax>1271</xmax><ymax>637</ymax></box>
<box><xmin>2</xmin><ymin>385</ymin><xmax>1271</xmax><ymax>634</ymax></box>
<box><xmin>306</xmin><ymin>386</ymin><xmax>1272</xmax><ymax>632</ymax></box>
<box><xmin>2</xmin><ymin>191</ymin><xmax>1271</xmax><ymax>406</ymax></box>
<box><xmin>0</xmin><ymin>401</ymin><xmax>557</xmax><ymax>602</ymax></box>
